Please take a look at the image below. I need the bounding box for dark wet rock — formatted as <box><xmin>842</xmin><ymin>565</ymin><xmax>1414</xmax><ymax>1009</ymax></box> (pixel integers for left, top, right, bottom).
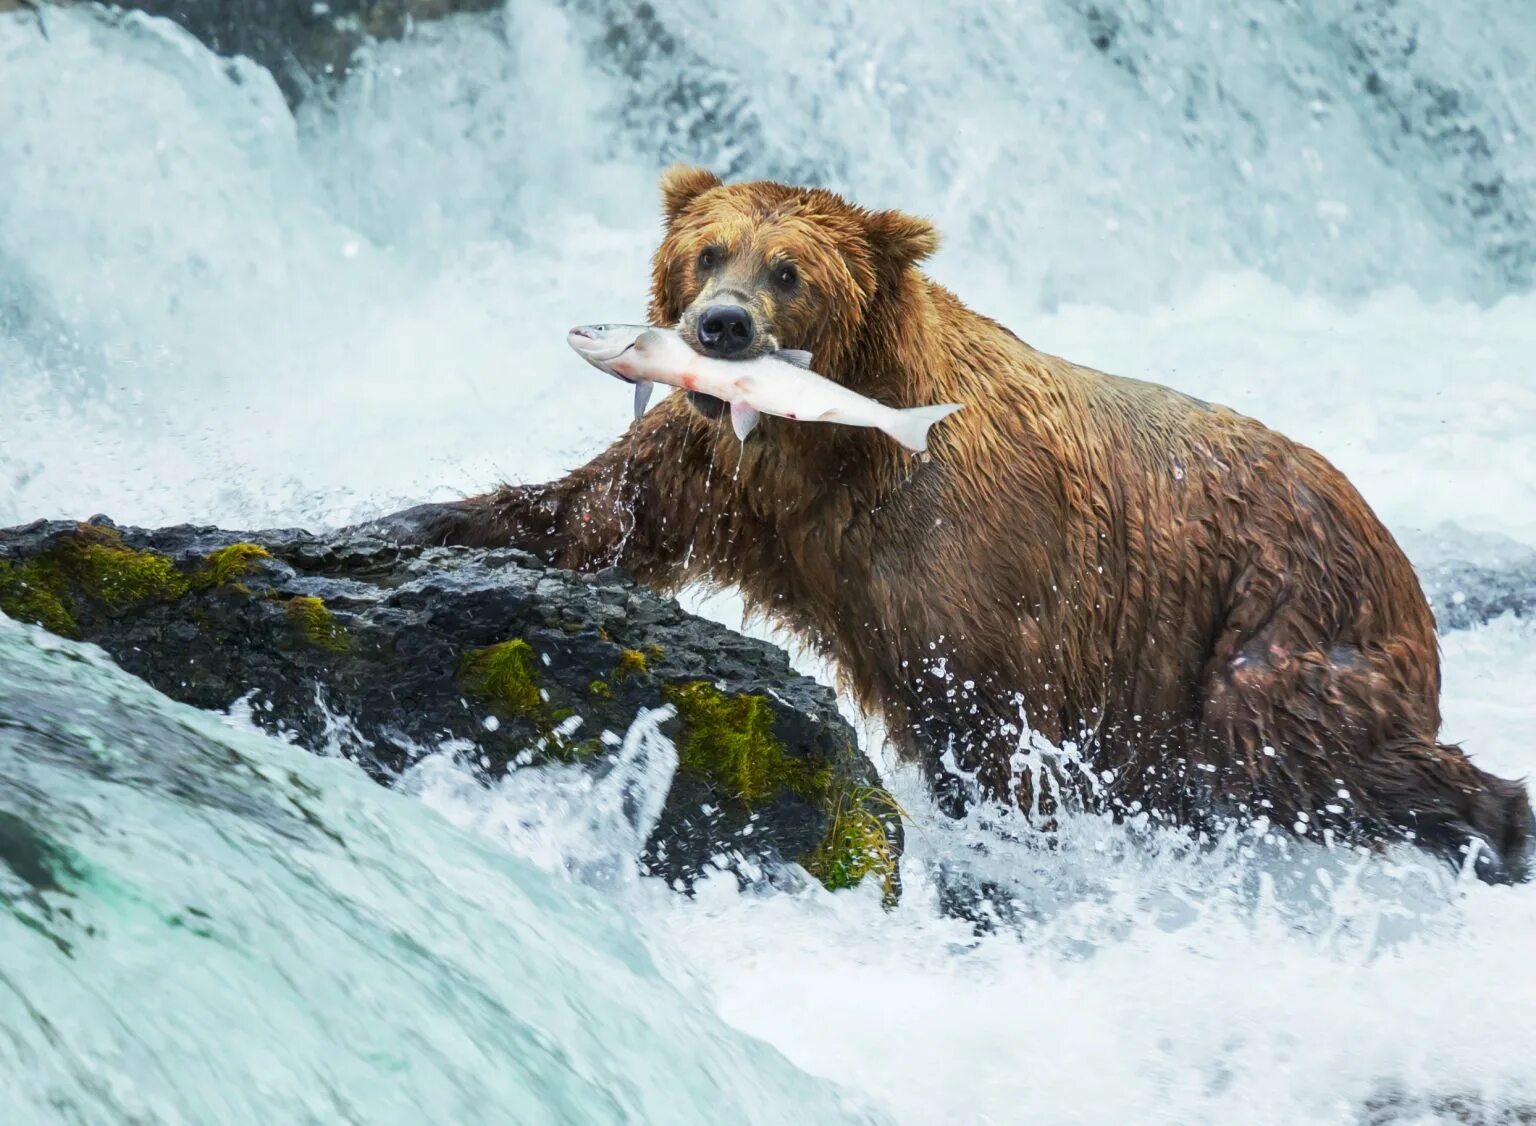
<box><xmin>565</xmin><ymin>0</ymin><xmax>833</xmax><ymax>187</ymax></box>
<box><xmin>1404</xmin><ymin>525</ymin><xmax>1536</xmax><ymax>632</ymax></box>
<box><xmin>1422</xmin><ymin>558</ymin><xmax>1536</xmax><ymax>632</ymax></box>
<box><xmin>1360</xmin><ymin>1085</ymin><xmax>1536</xmax><ymax>1125</ymax></box>
<box><xmin>0</xmin><ymin>517</ymin><xmax>901</xmax><ymax>898</ymax></box>
<box><xmin>38</xmin><ymin>0</ymin><xmax>504</xmax><ymax>105</ymax></box>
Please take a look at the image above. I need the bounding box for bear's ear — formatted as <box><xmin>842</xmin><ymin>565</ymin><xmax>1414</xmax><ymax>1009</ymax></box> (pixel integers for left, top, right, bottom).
<box><xmin>865</xmin><ymin>208</ymin><xmax>940</xmax><ymax>270</ymax></box>
<box><xmin>659</xmin><ymin>164</ymin><xmax>723</xmax><ymax>223</ymax></box>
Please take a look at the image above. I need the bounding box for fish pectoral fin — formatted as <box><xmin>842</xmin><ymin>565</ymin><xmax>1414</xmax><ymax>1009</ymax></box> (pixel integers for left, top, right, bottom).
<box><xmin>730</xmin><ymin>401</ymin><xmax>761</xmax><ymax>441</ymax></box>
<box><xmin>633</xmin><ymin>381</ymin><xmax>654</xmax><ymax>420</ymax></box>
<box><xmin>774</xmin><ymin>348</ymin><xmax>813</xmax><ymax>369</ymax></box>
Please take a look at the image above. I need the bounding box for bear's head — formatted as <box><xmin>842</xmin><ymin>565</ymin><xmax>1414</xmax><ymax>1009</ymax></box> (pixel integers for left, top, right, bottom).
<box><xmin>647</xmin><ymin>165</ymin><xmax>938</xmax><ymax>418</ymax></box>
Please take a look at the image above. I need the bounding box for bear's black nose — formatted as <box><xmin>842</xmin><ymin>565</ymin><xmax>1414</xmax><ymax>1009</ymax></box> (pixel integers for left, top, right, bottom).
<box><xmin>696</xmin><ymin>304</ymin><xmax>754</xmax><ymax>356</ymax></box>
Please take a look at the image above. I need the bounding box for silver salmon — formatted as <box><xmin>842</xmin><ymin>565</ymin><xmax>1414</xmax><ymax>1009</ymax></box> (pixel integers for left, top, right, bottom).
<box><xmin>567</xmin><ymin>324</ymin><xmax>962</xmax><ymax>453</ymax></box>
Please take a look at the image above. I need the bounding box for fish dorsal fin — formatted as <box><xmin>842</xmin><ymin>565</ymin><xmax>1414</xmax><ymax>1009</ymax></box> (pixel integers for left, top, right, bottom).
<box><xmin>730</xmin><ymin>401</ymin><xmax>760</xmax><ymax>441</ymax></box>
<box><xmin>775</xmin><ymin>348</ymin><xmax>813</xmax><ymax>369</ymax></box>
<box><xmin>633</xmin><ymin>381</ymin><xmax>654</xmax><ymax>420</ymax></box>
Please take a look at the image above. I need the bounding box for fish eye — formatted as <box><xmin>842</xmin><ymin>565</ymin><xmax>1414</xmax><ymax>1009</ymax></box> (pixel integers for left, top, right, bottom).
<box><xmin>697</xmin><ymin>246</ymin><xmax>720</xmax><ymax>272</ymax></box>
<box><xmin>773</xmin><ymin>262</ymin><xmax>799</xmax><ymax>290</ymax></box>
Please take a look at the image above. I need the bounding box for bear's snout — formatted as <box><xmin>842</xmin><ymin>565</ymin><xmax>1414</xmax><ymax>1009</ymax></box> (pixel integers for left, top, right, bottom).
<box><xmin>695</xmin><ymin>304</ymin><xmax>755</xmax><ymax>357</ymax></box>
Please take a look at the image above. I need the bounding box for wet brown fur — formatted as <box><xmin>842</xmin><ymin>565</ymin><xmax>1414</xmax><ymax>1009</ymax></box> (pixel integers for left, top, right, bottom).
<box><xmin>410</xmin><ymin>166</ymin><xmax>1533</xmax><ymax>881</ymax></box>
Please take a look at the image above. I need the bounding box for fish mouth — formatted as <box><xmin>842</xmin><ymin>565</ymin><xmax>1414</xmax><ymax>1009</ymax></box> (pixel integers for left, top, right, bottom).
<box><xmin>567</xmin><ymin>327</ymin><xmax>638</xmax><ymax>369</ymax></box>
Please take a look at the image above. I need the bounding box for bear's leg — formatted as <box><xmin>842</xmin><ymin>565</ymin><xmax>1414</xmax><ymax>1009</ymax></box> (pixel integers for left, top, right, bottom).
<box><xmin>348</xmin><ymin>401</ymin><xmax>721</xmax><ymax>582</ymax></box>
<box><xmin>1194</xmin><ymin>636</ymin><xmax>1534</xmax><ymax>883</ymax></box>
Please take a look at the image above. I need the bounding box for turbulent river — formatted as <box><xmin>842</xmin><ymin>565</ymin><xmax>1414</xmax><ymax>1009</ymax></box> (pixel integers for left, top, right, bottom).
<box><xmin>2</xmin><ymin>2</ymin><xmax>1535</xmax><ymax>1121</ymax></box>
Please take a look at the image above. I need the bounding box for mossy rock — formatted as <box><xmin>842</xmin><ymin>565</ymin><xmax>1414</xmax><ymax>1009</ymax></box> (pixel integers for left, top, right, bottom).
<box><xmin>0</xmin><ymin>518</ymin><xmax>903</xmax><ymax>901</ymax></box>
<box><xmin>662</xmin><ymin>680</ymin><xmax>829</xmax><ymax>805</ymax></box>
<box><xmin>459</xmin><ymin>639</ymin><xmax>607</xmax><ymax>764</ymax></box>
<box><xmin>196</xmin><ymin>543</ymin><xmax>273</xmax><ymax>590</ymax></box>
<box><xmin>68</xmin><ymin>536</ymin><xmax>189</xmax><ymax>608</ymax></box>
<box><xmin>0</xmin><ymin>557</ymin><xmax>79</xmax><ymax>637</ymax></box>
<box><xmin>460</xmin><ymin>639</ymin><xmax>543</xmax><ymax>716</ymax></box>
<box><xmin>662</xmin><ymin>680</ymin><xmax>901</xmax><ymax>897</ymax></box>
<box><xmin>0</xmin><ymin>524</ymin><xmax>192</xmax><ymax>636</ymax></box>
<box><xmin>615</xmin><ymin>648</ymin><xmax>650</xmax><ymax>679</ymax></box>
<box><xmin>285</xmin><ymin>596</ymin><xmax>350</xmax><ymax>653</ymax></box>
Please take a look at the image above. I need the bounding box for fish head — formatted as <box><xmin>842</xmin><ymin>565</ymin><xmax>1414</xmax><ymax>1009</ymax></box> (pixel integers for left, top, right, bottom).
<box><xmin>566</xmin><ymin>324</ymin><xmax>649</xmax><ymax>375</ymax></box>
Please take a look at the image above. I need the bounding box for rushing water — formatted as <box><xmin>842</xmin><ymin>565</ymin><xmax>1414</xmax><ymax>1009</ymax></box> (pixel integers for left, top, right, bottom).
<box><xmin>2</xmin><ymin>2</ymin><xmax>1536</xmax><ymax>1122</ymax></box>
<box><xmin>0</xmin><ymin>621</ymin><xmax>880</xmax><ymax>1123</ymax></box>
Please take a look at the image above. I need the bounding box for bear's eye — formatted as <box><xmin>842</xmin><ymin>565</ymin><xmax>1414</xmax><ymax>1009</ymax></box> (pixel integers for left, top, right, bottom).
<box><xmin>696</xmin><ymin>247</ymin><xmax>720</xmax><ymax>272</ymax></box>
<box><xmin>773</xmin><ymin>262</ymin><xmax>799</xmax><ymax>291</ymax></box>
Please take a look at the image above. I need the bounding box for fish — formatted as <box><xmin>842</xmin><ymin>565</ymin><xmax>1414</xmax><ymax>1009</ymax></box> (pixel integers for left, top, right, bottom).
<box><xmin>566</xmin><ymin>324</ymin><xmax>963</xmax><ymax>453</ymax></box>
<box><xmin>565</xmin><ymin>323</ymin><xmax>665</xmax><ymax>422</ymax></box>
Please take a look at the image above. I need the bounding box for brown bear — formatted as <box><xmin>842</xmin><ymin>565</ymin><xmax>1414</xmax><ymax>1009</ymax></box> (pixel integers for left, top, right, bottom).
<box><xmin>382</xmin><ymin>165</ymin><xmax>1533</xmax><ymax>883</ymax></box>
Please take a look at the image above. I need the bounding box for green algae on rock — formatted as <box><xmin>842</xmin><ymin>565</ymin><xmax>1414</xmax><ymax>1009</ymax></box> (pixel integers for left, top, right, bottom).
<box><xmin>662</xmin><ymin>680</ymin><xmax>830</xmax><ymax>805</ymax></box>
<box><xmin>461</xmin><ymin>639</ymin><xmax>543</xmax><ymax>716</ymax></box>
<box><xmin>662</xmin><ymin>680</ymin><xmax>903</xmax><ymax>897</ymax></box>
<box><xmin>196</xmin><ymin>543</ymin><xmax>273</xmax><ymax>591</ymax></box>
<box><xmin>69</xmin><ymin>537</ymin><xmax>190</xmax><ymax>608</ymax></box>
<box><xmin>284</xmin><ymin>596</ymin><xmax>350</xmax><ymax>653</ymax></box>
<box><xmin>0</xmin><ymin>524</ymin><xmax>190</xmax><ymax>635</ymax></box>
<box><xmin>615</xmin><ymin>648</ymin><xmax>650</xmax><ymax>679</ymax></box>
<box><xmin>460</xmin><ymin>640</ymin><xmax>609</xmax><ymax>762</ymax></box>
<box><xmin>0</xmin><ymin>558</ymin><xmax>79</xmax><ymax>637</ymax></box>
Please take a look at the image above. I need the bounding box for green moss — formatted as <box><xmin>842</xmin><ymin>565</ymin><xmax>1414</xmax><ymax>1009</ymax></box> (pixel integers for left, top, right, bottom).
<box><xmin>460</xmin><ymin>640</ymin><xmax>604</xmax><ymax>761</ymax></box>
<box><xmin>460</xmin><ymin>639</ymin><xmax>543</xmax><ymax>716</ymax></box>
<box><xmin>587</xmin><ymin>678</ymin><xmax>612</xmax><ymax>699</ymax></box>
<box><xmin>285</xmin><ymin>596</ymin><xmax>350</xmax><ymax>653</ymax></box>
<box><xmin>0</xmin><ymin>559</ymin><xmax>78</xmax><ymax>636</ymax></box>
<box><xmin>0</xmin><ymin>527</ymin><xmax>193</xmax><ymax>637</ymax></box>
<box><xmin>196</xmin><ymin>543</ymin><xmax>271</xmax><ymax>590</ymax></box>
<box><xmin>71</xmin><ymin>542</ymin><xmax>189</xmax><ymax>608</ymax></box>
<box><xmin>662</xmin><ymin>680</ymin><xmax>901</xmax><ymax>898</ymax></box>
<box><xmin>662</xmin><ymin>681</ymin><xmax>830</xmax><ymax>805</ymax></box>
<box><xmin>802</xmin><ymin>785</ymin><xmax>902</xmax><ymax>901</ymax></box>
<box><xmin>615</xmin><ymin>648</ymin><xmax>650</xmax><ymax>679</ymax></box>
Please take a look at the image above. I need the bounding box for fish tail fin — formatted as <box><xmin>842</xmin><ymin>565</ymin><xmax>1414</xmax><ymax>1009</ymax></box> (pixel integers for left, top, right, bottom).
<box><xmin>885</xmin><ymin>402</ymin><xmax>964</xmax><ymax>453</ymax></box>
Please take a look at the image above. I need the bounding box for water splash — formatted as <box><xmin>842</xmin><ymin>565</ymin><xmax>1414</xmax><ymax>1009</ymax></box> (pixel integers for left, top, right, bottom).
<box><xmin>0</xmin><ymin>619</ymin><xmax>881</xmax><ymax>1123</ymax></box>
<box><xmin>402</xmin><ymin>704</ymin><xmax>679</xmax><ymax>889</ymax></box>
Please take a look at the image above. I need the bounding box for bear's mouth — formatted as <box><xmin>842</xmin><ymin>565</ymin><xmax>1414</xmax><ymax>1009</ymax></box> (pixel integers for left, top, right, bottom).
<box><xmin>669</xmin><ymin>312</ymin><xmax>784</xmax><ymax>423</ymax></box>
<box><xmin>675</xmin><ymin>323</ymin><xmax>778</xmax><ymax>422</ymax></box>
<box><xmin>684</xmin><ymin>391</ymin><xmax>729</xmax><ymax>419</ymax></box>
